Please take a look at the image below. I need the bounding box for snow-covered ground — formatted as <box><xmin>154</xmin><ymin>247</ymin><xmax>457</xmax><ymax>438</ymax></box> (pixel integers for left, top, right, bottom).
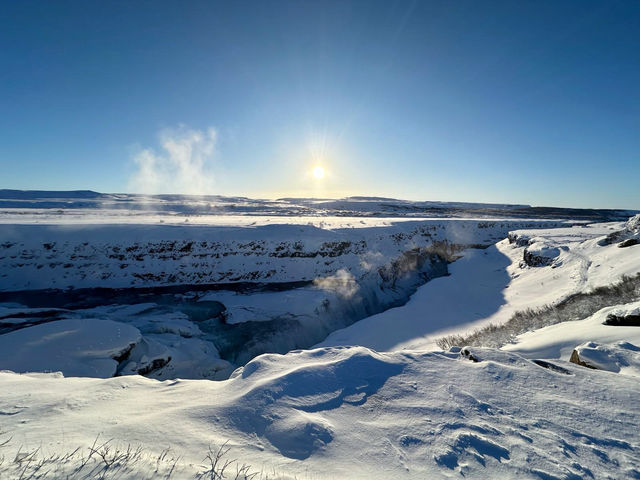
<box><xmin>2</xmin><ymin>345</ymin><xmax>639</xmax><ymax>479</ymax></box>
<box><xmin>0</xmin><ymin>197</ymin><xmax>581</xmax><ymax>376</ymax></box>
<box><xmin>1</xmin><ymin>192</ymin><xmax>640</xmax><ymax>479</ymax></box>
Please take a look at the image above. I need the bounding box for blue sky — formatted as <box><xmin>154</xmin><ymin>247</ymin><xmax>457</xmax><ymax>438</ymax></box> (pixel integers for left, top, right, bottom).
<box><xmin>1</xmin><ymin>0</ymin><xmax>639</xmax><ymax>208</ymax></box>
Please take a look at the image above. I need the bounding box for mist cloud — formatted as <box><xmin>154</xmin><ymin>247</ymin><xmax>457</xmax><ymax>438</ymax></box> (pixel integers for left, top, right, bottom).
<box><xmin>314</xmin><ymin>268</ymin><xmax>360</xmax><ymax>299</ymax></box>
<box><xmin>129</xmin><ymin>126</ymin><xmax>217</xmax><ymax>195</ymax></box>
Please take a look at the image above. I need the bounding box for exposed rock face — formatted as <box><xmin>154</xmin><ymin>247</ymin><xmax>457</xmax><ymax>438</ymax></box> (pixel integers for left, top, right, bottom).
<box><xmin>599</xmin><ymin>214</ymin><xmax>640</xmax><ymax>247</ymax></box>
<box><xmin>531</xmin><ymin>359</ymin><xmax>572</xmax><ymax>375</ymax></box>
<box><xmin>0</xmin><ymin>220</ymin><xmax>570</xmax><ymax>291</ymax></box>
<box><xmin>618</xmin><ymin>238</ymin><xmax>639</xmax><ymax>248</ymax></box>
<box><xmin>569</xmin><ymin>341</ymin><xmax>640</xmax><ymax>376</ymax></box>
<box><xmin>522</xmin><ymin>245</ymin><xmax>560</xmax><ymax>267</ymax></box>
<box><xmin>507</xmin><ymin>232</ymin><xmax>531</xmax><ymax>247</ymax></box>
<box><xmin>604</xmin><ymin>313</ymin><xmax>640</xmax><ymax>326</ymax></box>
<box><xmin>569</xmin><ymin>349</ymin><xmax>598</xmax><ymax>369</ymax></box>
<box><xmin>136</xmin><ymin>356</ymin><xmax>172</xmax><ymax>376</ymax></box>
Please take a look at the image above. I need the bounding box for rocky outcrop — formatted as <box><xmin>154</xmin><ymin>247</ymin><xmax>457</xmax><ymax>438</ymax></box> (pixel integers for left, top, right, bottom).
<box><xmin>598</xmin><ymin>214</ymin><xmax>640</xmax><ymax>247</ymax></box>
<box><xmin>522</xmin><ymin>246</ymin><xmax>560</xmax><ymax>267</ymax></box>
<box><xmin>569</xmin><ymin>341</ymin><xmax>640</xmax><ymax>376</ymax></box>
<box><xmin>136</xmin><ymin>356</ymin><xmax>172</xmax><ymax>376</ymax></box>
<box><xmin>569</xmin><ymin>349</ymin><xmax>598</xmax><ymax>369</ymax></box>
<box><xmin>507</xmin><ymin>232</ymin><xmax>531</xmax><ymax>247</ymax></box>
<box><xmin>618</xmin><ymin>238</ymin><xmax>639</xmax><ymax>248</ymax></box>
<box><xmin>604</xmin><ymin>313</ymin><xmax>640</xmax><ymax>326</ymax></box>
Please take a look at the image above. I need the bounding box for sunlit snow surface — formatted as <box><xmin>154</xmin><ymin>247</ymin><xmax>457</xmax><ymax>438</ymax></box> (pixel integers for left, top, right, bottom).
<box><xmin>2</xmin><ymin>346</ymin><xmax>640</xmax><ymax>479</ymax></box>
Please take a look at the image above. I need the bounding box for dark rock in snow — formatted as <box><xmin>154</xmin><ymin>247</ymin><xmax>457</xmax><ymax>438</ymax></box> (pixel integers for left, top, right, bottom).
<box><xmin>523</xmin><ymin>248</ymin><xmax>556</xmax><ymax>267</ymax></box>
<box><xmin>531</xmin><ymin>359</ymin><xmax>573</xmax><ymax>375</ymax></box>
<box><xmin>618</xmin><ymin>238</ymin><xmax>639</xmax><ymax>248</ymax></box>
<box><xmin>604</xmin><ymin>313</ymin><xmax>640</xmax><ymax>326</ymax></box>
<box><xmin>569</xmin><ymin>349</ymin><xmax>598</xmax><ymax>369</ymax></box>
<box><xmin>137</xmin><ymin>356</ymin><xmax>172</xmax><ymax>375</ymax></box>
<box><xmin>460</xmin><ymin>347</ymin><xmax>480</xmax><ymax>363</ymax></box>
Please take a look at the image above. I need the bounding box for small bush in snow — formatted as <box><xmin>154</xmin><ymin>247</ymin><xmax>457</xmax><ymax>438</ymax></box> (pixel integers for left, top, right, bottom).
<box><xmin>0</xmin><ymin>431</ymin><xmax>290</xmax><ymax>480</ymax></box>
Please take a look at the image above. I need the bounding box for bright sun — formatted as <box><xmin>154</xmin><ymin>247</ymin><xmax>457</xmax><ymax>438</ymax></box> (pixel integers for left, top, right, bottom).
<box><xmin>313</xmin><ymin>166</ymin><xmax>325</xmax><ymax>179</ymax></box>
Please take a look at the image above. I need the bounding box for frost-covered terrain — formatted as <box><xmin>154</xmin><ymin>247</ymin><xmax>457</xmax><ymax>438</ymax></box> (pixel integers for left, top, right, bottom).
<box><xmin>1</xmin><ymin>191</ymin><xmax>639</xmax><ymax>479</ymax></box>
<box><xmin>3</xmin><ymin>345</ymin><xmax>640</xmax><ymax>479</ymax></box>
<box><xmin>1</xmin><ymin>191</ymin><xmax>588</xmax><ymax>373</ymax></box>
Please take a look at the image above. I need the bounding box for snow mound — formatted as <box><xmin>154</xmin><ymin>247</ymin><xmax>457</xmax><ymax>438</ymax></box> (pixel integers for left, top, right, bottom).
<box><xmin>129</xmin><ymin>311</ymin><xmax>202</xmax><ymax>337</ymax></box>
<box><xmin>571</xmin><ymin>341</ymin><xmax>640</xmax><ymax>376</ymax></box>
<box><xmin>226</xmin><ymin>347</ymin><xmax>404</xmax><ymax>459</ymax></box>
<box><xmin>0</xmin><ymin>319</ymin><xmax>141</xmax><ymax>377</ymax></box>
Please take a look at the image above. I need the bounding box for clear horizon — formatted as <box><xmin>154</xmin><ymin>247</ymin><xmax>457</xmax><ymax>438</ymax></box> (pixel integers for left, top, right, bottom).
<box><xmin>1</xmin><ymin>1</ymin><xmax>639</xmax><ymax>209</ymax></box>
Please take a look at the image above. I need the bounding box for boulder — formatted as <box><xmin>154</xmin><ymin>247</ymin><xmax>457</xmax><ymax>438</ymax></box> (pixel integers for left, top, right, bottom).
<box><xmin>569</xmin><ymin>341</ymin><xmax>640</xmax><ymax>376</ymax></box>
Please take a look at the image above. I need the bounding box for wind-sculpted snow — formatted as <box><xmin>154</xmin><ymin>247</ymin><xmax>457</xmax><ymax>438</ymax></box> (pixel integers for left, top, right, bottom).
<box><xmin>1</xmin><ymin>346</ymin><xmax>639</xmax><ymax>479</ymax></box>
<box><xmin>226</xmin><ymin>347</ymin><xmax>404</xmax><ymax>459</ymax></box>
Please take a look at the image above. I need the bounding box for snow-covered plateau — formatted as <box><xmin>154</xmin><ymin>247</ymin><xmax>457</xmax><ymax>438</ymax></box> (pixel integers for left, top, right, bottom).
<box><xmin>0</xmin><ymin>191</ymin><xmax>639</xmax><ymax>479</ymax></box>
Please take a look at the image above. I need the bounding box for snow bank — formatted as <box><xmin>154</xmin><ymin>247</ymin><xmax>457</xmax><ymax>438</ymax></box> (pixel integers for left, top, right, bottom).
<box><xmin>0</xmin><ymin>318</ymin><xmax>141</xmax><ymax>377</ymax></box>
<box><xmin>626</xmin><ymin>214</ymin><xmax>640</xmax><ymax>232</ymax></box>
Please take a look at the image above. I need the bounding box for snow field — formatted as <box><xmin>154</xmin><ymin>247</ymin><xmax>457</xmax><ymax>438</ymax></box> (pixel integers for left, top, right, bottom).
<box><xmin>1</xmin><ymin>345</ymin><xmax>639</xmax><ymax>479</ymax></box>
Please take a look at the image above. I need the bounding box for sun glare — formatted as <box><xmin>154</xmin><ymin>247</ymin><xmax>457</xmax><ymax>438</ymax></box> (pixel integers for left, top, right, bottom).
<box><xmin>313</xmin><ymin>166</ymin><xmax>325</xmax><ymax>179</ymax></box>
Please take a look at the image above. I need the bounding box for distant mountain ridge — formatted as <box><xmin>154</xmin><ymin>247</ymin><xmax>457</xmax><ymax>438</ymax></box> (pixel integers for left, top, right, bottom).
<box><xmin>0</xmin><ymin>189</ymin><xmax>635</xmax><ymax>221</ymax></box>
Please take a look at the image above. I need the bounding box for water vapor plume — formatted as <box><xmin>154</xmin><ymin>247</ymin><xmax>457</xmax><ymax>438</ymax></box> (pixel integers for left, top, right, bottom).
<box><xmin>129</xmin><ymin>126</ymin><xmax>217</xmax><ymax>195</ymax></box>
<box><xmin>314</xmin><ymin>269</ymin><xmax>360</xmax><ymax>299</ymax></box>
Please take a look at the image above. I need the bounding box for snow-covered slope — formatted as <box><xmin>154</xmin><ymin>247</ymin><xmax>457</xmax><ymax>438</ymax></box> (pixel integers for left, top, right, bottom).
<box><xmin>1</xmin><ymin>345</ymin><xmax>639</xmax><ymax>479</ymax></box>
<box><xmin>319</xmin><ymin>219</ymin><xmax>640</xmax><ymax>351</ymax></box>
<box><xmin>0</xmin><ymin>318</ymin><xmax>141</xmax><ymax>377</ymax></box>
<box><xmin>504</xmin><ymin>300</ymin><xmax>640</xmax><ymax>362</ymax></box>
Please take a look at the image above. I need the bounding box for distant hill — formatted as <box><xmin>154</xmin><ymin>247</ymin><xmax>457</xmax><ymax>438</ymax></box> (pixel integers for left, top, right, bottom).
<box><xmin>0</xmin><ymin>189</ymin><xmax>104</xmax><ymax>199</ymax></box>
<box><xmin>0</xmin><ymin>189</ymin><xmax>635</xmax><ymax>221</ymax></box>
